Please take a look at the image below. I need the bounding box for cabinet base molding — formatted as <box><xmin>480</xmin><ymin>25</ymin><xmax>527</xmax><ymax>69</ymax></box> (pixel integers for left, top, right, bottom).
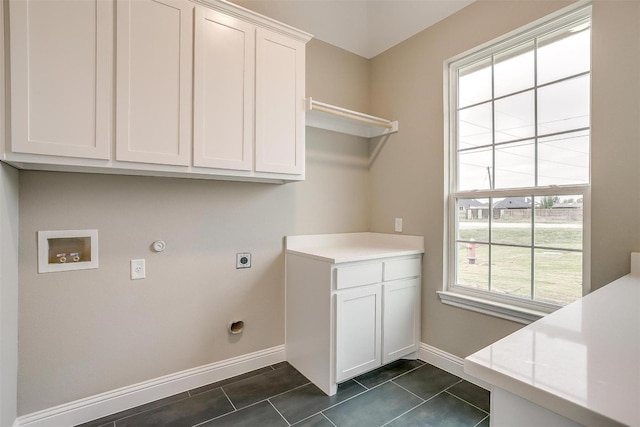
<box><xmin>13</xmin><ymin>345</ymin><xmax>285</xmax><ymax>427</ymax></box>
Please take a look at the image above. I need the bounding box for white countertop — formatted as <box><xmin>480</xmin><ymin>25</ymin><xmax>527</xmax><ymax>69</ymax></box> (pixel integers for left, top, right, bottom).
<box><xmin>465</xmin><ymin>253</ymin><xmax>640</xmax><ymax>427</ymax></box>
<box><xmin>285</xmin><ymin>232</ymin><xmax>424</xmax><ymax>263</ymax></box>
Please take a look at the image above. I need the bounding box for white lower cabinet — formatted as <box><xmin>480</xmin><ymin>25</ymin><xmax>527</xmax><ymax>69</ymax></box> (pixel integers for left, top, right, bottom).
<box><xmin>382</xmin><ymin>277</ymin><xmax>421</xmax><ymax>364</ymax></box>
<box><xmin>335</xmin><ymin>284</ymin><xmax>382</xmax><ymax>382</ymax></box>
<box><xmin>286</xmin><ymin>252</ymin><xmax>422</xmax><ymax>396</ymax></box>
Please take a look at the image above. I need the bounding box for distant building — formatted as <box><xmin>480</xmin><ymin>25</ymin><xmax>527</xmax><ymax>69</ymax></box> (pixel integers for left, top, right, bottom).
<box><xmin>459</xmin><ymin>199</ymin><xmax>489</xmax><ymax>220</ymax></box>
<box><xmin>493</xmin><ymin>197</ymin><xmax>531</xmax><ymax>209</ymax></box>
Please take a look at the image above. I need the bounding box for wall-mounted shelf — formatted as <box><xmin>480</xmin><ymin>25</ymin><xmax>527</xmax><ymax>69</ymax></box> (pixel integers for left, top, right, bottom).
<box><xmin>305</xmin><ymin>98</ymin><xmax>399</xmax><ymax>138</ymax></box>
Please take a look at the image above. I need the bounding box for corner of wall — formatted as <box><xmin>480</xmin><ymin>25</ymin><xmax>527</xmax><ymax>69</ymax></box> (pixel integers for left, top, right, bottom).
<box><xmin>1</xmin><ymin>0</ymin><xmax>20</xmax><ymax>424</ymax></box>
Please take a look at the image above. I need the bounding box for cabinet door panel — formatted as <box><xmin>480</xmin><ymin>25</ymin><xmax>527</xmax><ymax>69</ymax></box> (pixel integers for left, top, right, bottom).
<box><xmin>116</xmin><ymin>0</ymin><xmax>192</xmax><ymax>166</ymax></box>
<box><xmin>193</xmin><ymin>8</ymin><xmax>254</xmax><ymax>170</ymax></box>
<box><xmin>255</xmin><ymin>28</ymin><xmax>305</xmax><ymax>175</ymax></box>
<box><xmin>383</xmin><ymin>278</ymin><xmax>420</xmax><ymax>364</ymax></box>
<box><xmin>336</xmin><ymin>285</ymin><xmax>382</xmax><ymax>382</ymax></box>
<box><xmin>9</xmin><ymin>0</ymin><xmax>112</xmax><ymax>159</ymax></box>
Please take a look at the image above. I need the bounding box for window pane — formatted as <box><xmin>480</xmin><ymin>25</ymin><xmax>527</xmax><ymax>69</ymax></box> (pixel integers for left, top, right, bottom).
<box><xmin>456</xmin><ymin>242</ymin><xmax>489</xmax><ymax>290</ymax></box>
<box><xmin>534</xmin><ymin>249</ymin><xmax>582</xmax><ymax>305</ymax></box>
<box><xmin>492</xmin><ymin>197</ymin><xmax>532</xmax><ymax>245</ymax></box>
<box><xmin>538</xmin><ymin>75</ymin><xmax>590</xmax><ymax>135</ymax></box>
<box><xmin>458</xmin><ymin>198</ymin><xmax>489</xmax><ymax>242</ymax></box>
<box><xmin>494</xmin><ymin>42</ymin><xmax>534</xmax><ymax>97</ymax></box>
<box><xmin>537</xmin><ymin>23</ymin><xmax>590</xmax><ymax>85</ymax></box>
<box><xmin>534</xmin><ymin>195</ymin><xmax>583</xmax><ymax>250</ymax></box>
<box><xmin>491</xmin><ymin>245</ymin><xmax>532</xmax><ymax>299</ymax></box>
<box><xmin>538</xmin><ymin>130</ymin><xmax>589</xmax><ymax>186</ymax></box>
<box><xmin>495</xmin><ymin>140</ymin><xmax>535</xmax><ymax>189</ymax></box>
<box><xmin>458</xmin><ymin>102</ymin><xmax>492</xmax><ymax>149</ymax></box>
<box><xmin>459</xmin><ymin>59</ymin><xmax>492</xmax><ymax>108</ymax></box>
<box><xmin>459</xmin><ymin>147</ymin><xmax>492</xmax><ymax>191</ymax></box>
<box><xmin>495</xmin><ymin>90</ymin><xmax>535</xmax><ymax>143</ymax></box>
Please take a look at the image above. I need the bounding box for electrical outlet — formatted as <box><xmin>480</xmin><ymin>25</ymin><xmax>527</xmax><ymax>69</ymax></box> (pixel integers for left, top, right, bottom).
<box><xmin>236</xmin><ymin>253</ymin><xmax>251</xmax><ymax>269</ymax></box>
<box><xmin>395</xmin><ymin>218</ymin><xmax>403</xmax><ymax>233</ymax></box>
<box><xmin>131</xmin><ymin>259</ymin><xmax>145</xmax><ymax>280</ymax></box>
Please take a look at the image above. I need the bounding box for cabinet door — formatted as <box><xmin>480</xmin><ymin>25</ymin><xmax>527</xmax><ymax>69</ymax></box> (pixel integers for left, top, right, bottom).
<box><xmin>9</xmin><ymin>0</ymin><xmax>112</xmax><ymax>159</ymax></box>
<box><xmin>255</xmin><ymin>28</ymin><xmax>305</xmax><ymax>175</ymax></box>
<box><xmin>382</xmin><ymin>278</ymin><xmax>420</xmax><ymax>364</ymax></box>
<box><xmin>336</xmin><ymin>284</ymin><xmax>382</xmax><ymax>382</ymax></box>
<box><xmin>116</xmin><ymin>0</ymin><xmax>192</xmax><ymax>166</ymax></box>
<box><xmin>193</xmin><ymin>7</ymin><xmax>254</xmax><ymax>170</ymax></box>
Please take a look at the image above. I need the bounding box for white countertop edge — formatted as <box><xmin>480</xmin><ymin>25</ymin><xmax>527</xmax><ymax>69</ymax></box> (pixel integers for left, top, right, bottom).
<box><xmin>285</xmin><ymin>232</ymin><xmax>425</xmax><ymax>263</ymax></box>
<box><xmin>286</xmin><ymin>232</ymin><xmax>424</xmax><ymax>249</ymax></box>
<box><xmin>464</xmin><ymin>356</ymin><xmax>626</xmax><ymax>427</ymax></box>
<box><xmin>285</xmin><ymin>248</ymin><xmax>424</xmax><ymax>264</ymax></box>
<box><xmin>464</xmin><ymin>252</ymin><xmax>640</xmax><ymax>427</ymax></box>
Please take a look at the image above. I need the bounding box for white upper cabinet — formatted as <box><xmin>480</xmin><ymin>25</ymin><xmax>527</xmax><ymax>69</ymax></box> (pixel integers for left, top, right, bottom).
<box><xmin>116</xmin><ymin>0</ymin><xmax>193</xmax><ymax>166</ymax></box>
<box><xmin>193</xmin><ymin>7</ymin><xmax>254</xmax><ymax>171</ymax></box>
<box><xmin>255</xmin><ymin>28</ymin><xmax>306</xmax><ymax>175</ymax></box>
<box><xmin>9</xmin><ymin>0</ymin><xmax>112</xmax><ymax>159</ymax></box>
<box><xmin>4</xmin><ymin>0</ymin><xmax>311</xmax><ymax>183</ymax></box>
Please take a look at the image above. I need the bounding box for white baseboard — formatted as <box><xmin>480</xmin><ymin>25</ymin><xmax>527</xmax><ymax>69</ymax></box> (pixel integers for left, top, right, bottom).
<box><xmin>14</xmin><ymin>342</ymin><xmax>485</xmax><ymax>427</ymax></box>
<box><xmin>419</xmin><ymin>343</ymin><xmax>491</xmax><ymax>391</ymax></box>
<box><xmin>14</xmin><ymin>345</ymin><xmax>285</xmax><ymax>427</ymax></box>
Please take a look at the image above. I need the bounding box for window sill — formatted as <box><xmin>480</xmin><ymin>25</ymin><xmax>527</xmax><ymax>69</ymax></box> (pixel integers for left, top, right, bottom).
<box><xmin>437</xmin><ymin>291</ymin><xmax>553</xmax><ymax>324</ymax></box>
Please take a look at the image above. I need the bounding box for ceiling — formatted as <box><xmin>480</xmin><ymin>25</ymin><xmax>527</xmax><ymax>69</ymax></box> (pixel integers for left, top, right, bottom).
<box><xmin>233</xmin><ymin>0</ymin><xmax>475</xmax><ymax>59</ymax></box>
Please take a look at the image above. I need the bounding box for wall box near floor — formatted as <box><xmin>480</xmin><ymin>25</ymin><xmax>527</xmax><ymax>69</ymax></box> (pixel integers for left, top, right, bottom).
<box><xmin>37</xmin><ymin>229</ymin><xmax>98</xmax><ymax>273</ymax></box>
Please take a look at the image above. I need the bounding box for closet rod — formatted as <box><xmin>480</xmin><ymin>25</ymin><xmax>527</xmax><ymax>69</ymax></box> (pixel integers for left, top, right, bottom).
<box><xmin>307</xmin><ymin>98</ymin><xmax>394</xmax><ymax>129</ymax></box>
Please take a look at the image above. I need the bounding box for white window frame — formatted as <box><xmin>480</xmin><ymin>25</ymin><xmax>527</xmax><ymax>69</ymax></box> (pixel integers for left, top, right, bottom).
<box><xmin>440</xmin><ymin>3</ymin><xmax>592</xmax><ymax>324</ymax></box>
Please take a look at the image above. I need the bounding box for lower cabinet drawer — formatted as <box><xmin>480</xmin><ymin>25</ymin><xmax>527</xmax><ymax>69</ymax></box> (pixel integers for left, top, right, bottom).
<box><xmin>335</xmin><ymin>262</ymin><xmax>383</xmax><ymax>290</ymax></box>
<box><xmin>383</xmin><ymin>257</ymin><xmax>421</xmax><ymax>281</ymax></box>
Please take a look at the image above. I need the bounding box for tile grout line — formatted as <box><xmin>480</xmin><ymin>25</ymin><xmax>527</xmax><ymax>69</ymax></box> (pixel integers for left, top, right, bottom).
<box><xmin>267</xmin><ymin>400</ymin><xmax>292</xmax><ymax>426</ymax></box>
<box><xmin>220</xmin><ymin>387</ymin><xmax>237</xmax><ymax>412</ymax></box>
<box><xmin>474</xmin><ymin>414</ymin><xmax>490</xmax><ymax>427</ymax></box>
<box><xmin>296</xmin><ymin>363</ymin><xmax>435</xmax><ymax>425</ymax></box>
<box><xmin>351</xmin><ymin>378</ymin><xmax>368</xmax><ymax>389</ymax></box>
<box><xmin>197</xmin><ymin>379</ymin><xmax>313</xmax><ymax>425</ymax></box>
<box><xmin>389</xmin><ymin>381</ymin><xmax>427</xmax><ymax>403</ymax></box>
<box><xmin>284</xmin><ymin>387</ymin><xmax>370</xmax><ymax>426</ymax></box>
<box><xmin>320</xmin><ymin>412</ymin><xmax>338</xmax><ymax>427</ymax></box>
<box><xmin>379</xmin><ymin>400</ymin><xmax>425</xmax><ymax>427</ymax></box>
<box><xmin>444</xmin><ymin>389</ymin><xmax>490</xmax><ymax>415</ymax></box>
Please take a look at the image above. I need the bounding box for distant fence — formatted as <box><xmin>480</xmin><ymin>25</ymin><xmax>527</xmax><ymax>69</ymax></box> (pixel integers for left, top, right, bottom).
<box><xmin>461</xmin><ymin>208</ymin><xmax>583</xmax><ymax>222</ymax></box>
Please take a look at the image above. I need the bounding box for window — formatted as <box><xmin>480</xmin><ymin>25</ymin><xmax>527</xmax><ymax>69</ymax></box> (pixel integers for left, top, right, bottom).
<box><xmin>441</xmin><ymin>5</ymin><xmax>591</xmax><ymax>323</ymax></box>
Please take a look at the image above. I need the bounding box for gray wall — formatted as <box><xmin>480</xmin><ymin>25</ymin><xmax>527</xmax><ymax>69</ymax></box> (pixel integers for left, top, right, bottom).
<box><xmin>16</xmin><ymin>39</ymin><xmax>371</xmax><ymax>415</ymax></box>
<box><xmin>1</xmin><ymin>0</ymin><xmax>20</xmax><ymax>423</ymax></box>
<box><xmin>0</xmin><ymin>163</ymin><xmax>18</xmax><ymax>427</ymax></box>
<box><xmin>368</xmin><ymin>0</ymin><xmax>640</xmax><ymax>357</ymax></box>
<box><xmin>590</xmin><ymin>1</ymin><xmax>640</xmax><ymax>288</ymax></box>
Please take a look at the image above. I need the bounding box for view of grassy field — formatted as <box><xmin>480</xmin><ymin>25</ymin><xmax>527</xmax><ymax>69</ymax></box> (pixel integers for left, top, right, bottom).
<box><xmin>456</xmin><ymin>220</ymin><xmax>583</xmax><ymax>305</ymax></box>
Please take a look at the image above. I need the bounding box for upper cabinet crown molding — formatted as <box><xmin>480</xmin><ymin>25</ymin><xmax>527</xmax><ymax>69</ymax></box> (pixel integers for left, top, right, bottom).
<box><xmin>3</xmin><ymin>0</ymin><xmax>312</xmax><ymax>184</ymax></box>
<box><xmin>191</xmin><ymin>0</ymin><xmax>312</xmax><ymax>43</ymax></box>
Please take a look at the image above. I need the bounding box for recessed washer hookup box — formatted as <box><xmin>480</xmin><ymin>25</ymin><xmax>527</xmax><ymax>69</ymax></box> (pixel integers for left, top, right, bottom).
<box><xmin>37</xmin><ymin>229</ymin><xmax>98</xmax><ymax>273</ymax></box>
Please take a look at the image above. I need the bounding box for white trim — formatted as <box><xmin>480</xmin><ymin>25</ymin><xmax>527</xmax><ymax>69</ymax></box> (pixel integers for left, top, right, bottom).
<box><xmin>11</xmin><ymin>343</ymin><xmax>487</xmax><ymax>427</ymax></box>
<box><xmin>14</xmin><ymin>345</ymin><xmax>285</xmax><ymax>427</ymax></box>
<box><xmin>191</xmin><ymin>0</ymin><xmax>312</xmax><ymax>43</ymax></box>
<box><xmin>442</xmin><ymin>1</ymin><xmax>592</xmax><ymax>318</ymax></box>
<box><xmin>437</xmin><ymin>291</ymin><xmax>547</xmax><ymax>324</ymax></box>
<box><xmin>419</xmin><ymin>343</ymin><xmax>490</xmax><ymax>391</ymax></box>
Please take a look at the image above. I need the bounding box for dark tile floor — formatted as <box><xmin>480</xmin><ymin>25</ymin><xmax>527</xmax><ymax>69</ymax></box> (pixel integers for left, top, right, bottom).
<box><xmin>77</xmin><ymin>359</ymin><xmax>490</xmax><ymax>427</ymax></box>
